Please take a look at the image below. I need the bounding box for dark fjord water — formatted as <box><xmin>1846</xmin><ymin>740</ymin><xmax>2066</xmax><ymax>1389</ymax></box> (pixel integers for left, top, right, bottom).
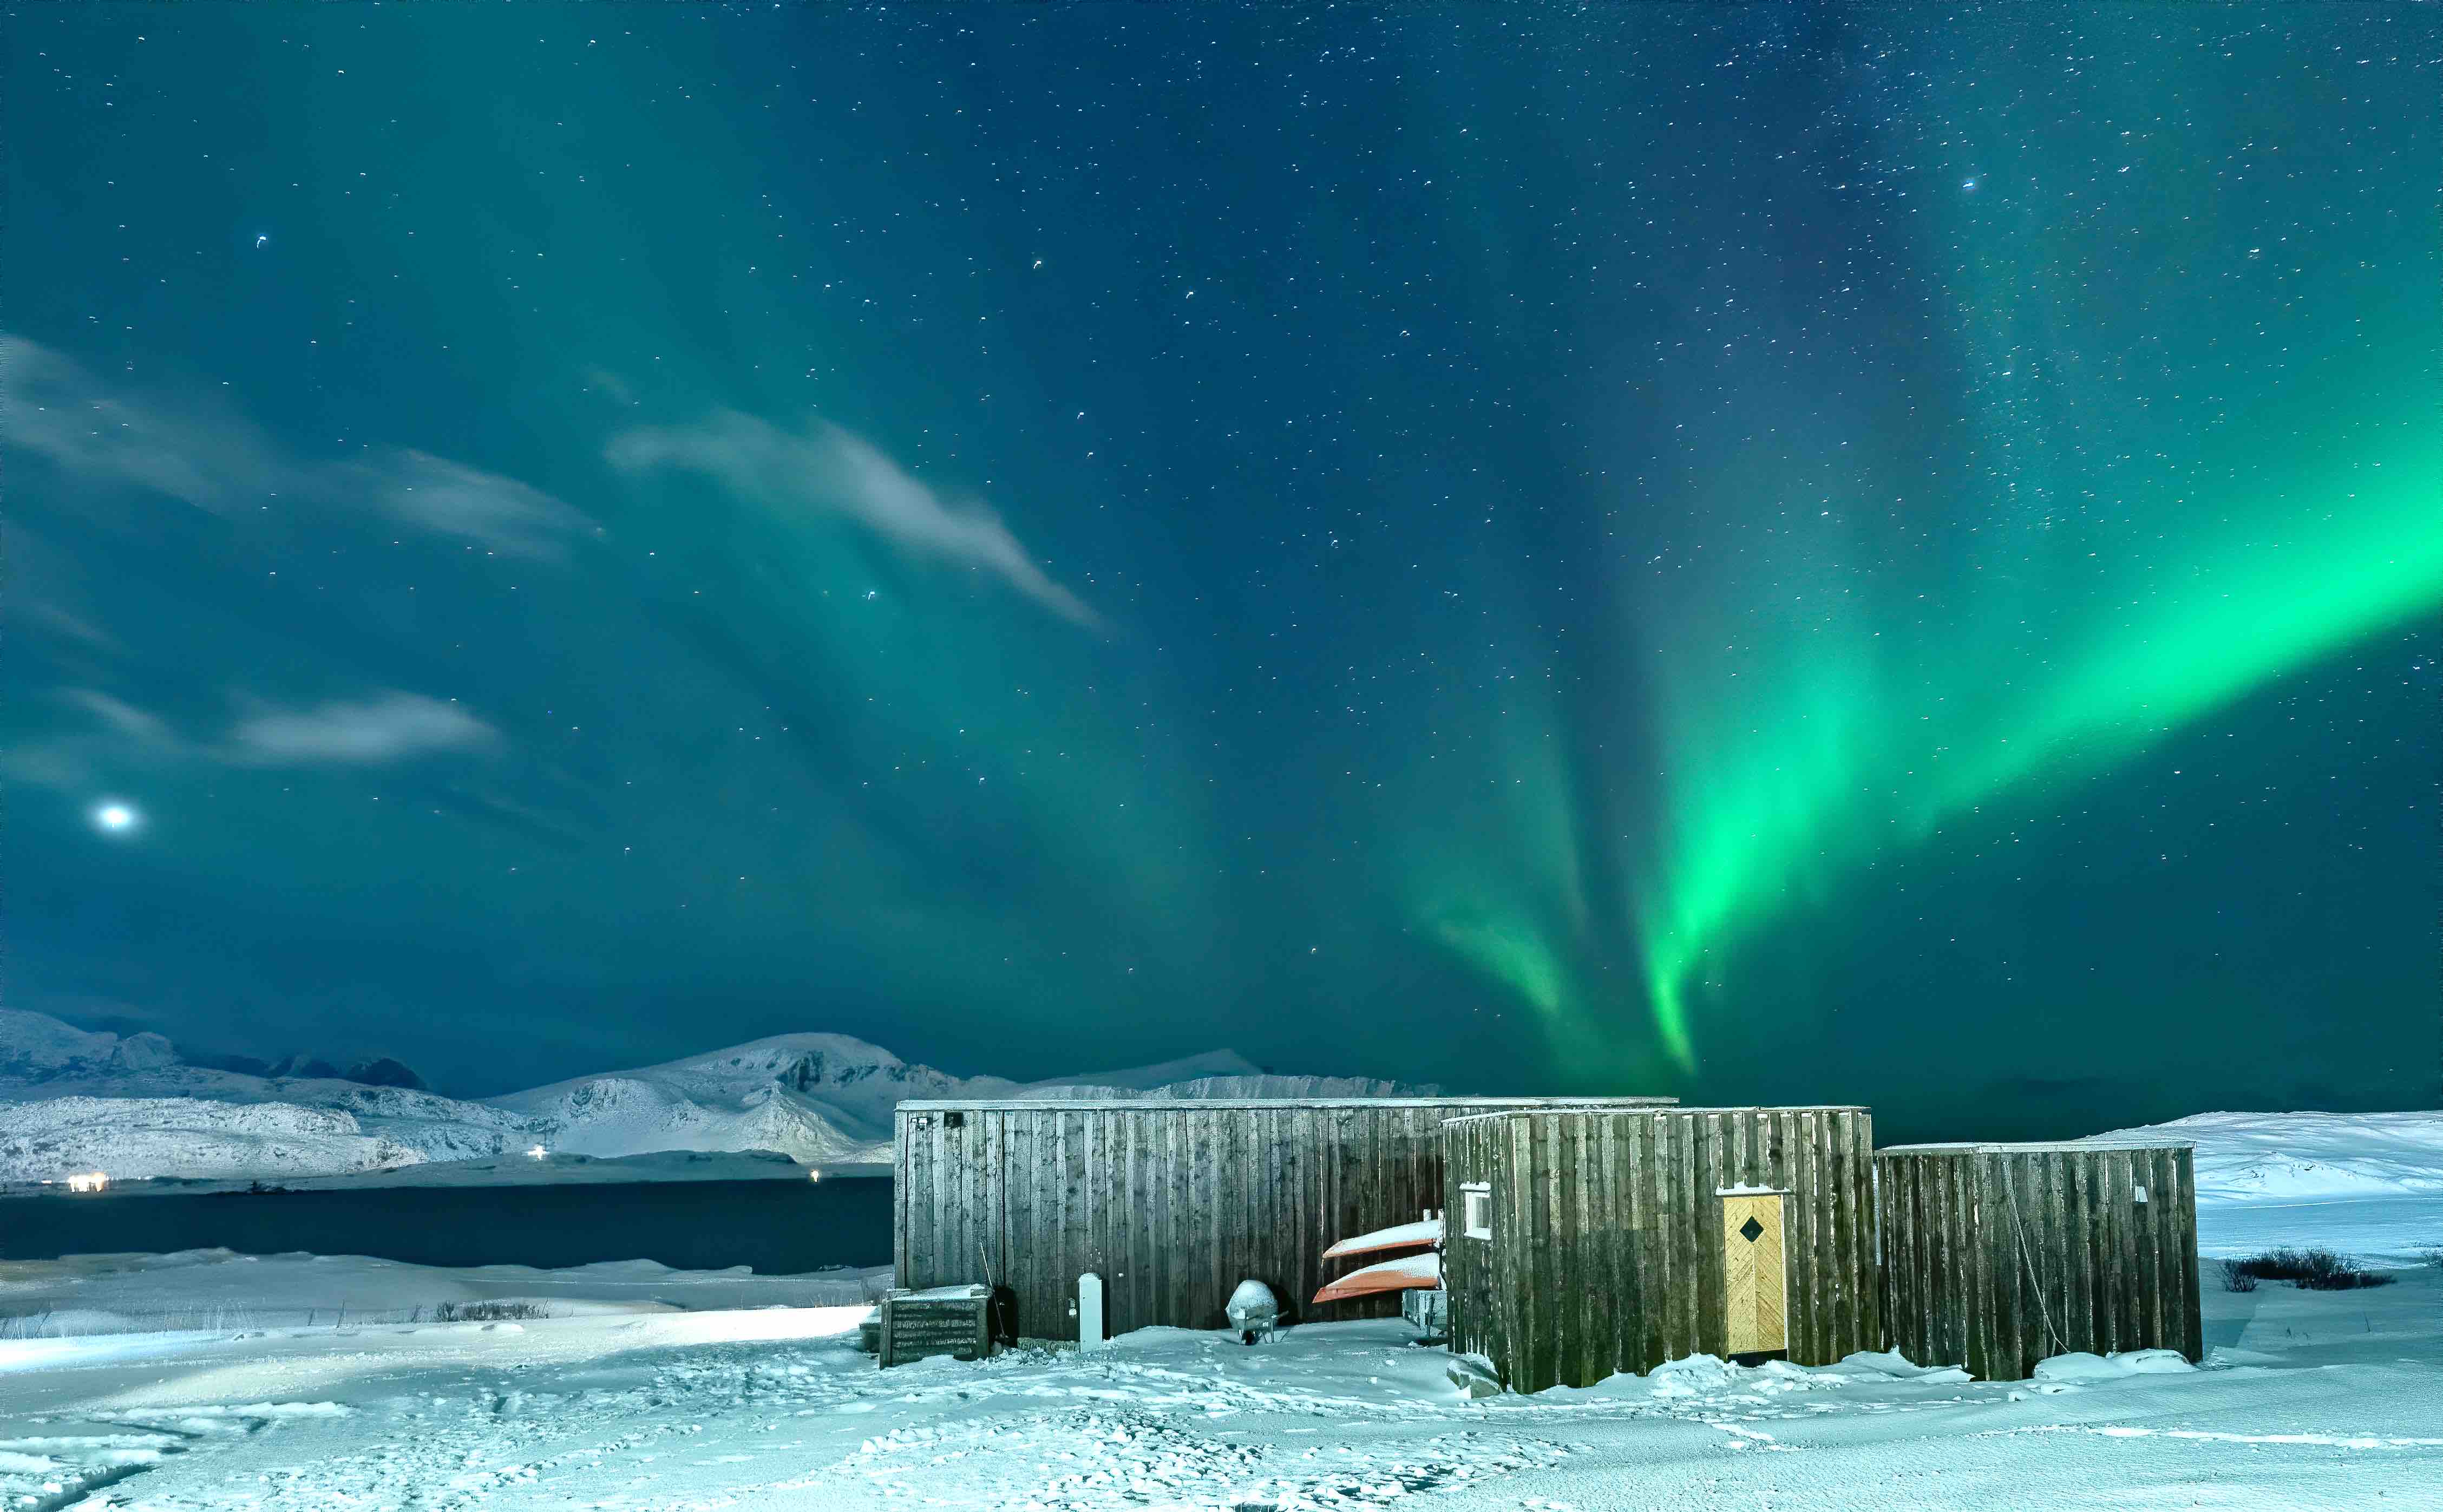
<box><xmin>0</xmin><ymin>1176</ymin><xmax>895</xmax><ymax>1274</ymax></box>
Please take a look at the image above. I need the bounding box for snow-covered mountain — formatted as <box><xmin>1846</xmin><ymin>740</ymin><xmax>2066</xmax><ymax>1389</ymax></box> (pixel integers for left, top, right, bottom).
<box><xmin>0</xmin><ymin>1009</ymin><xmax>1429</xmax><ymax>1182</ymax></box>
<box><xmin>2080</xmin><ymin>1109</ymin><xmax>2443</xmax><ymax>1203</ymax></box>
<box><xmin>492</xmin><ymin>1033</ymin><xmax>1017</xmax><ymax>1166</ymax></box>
<box><xmin>0</xmin><ymin>1010</ymin><xmax>179</xmax><ymax>1082</ymax></box>
<box><xmin>467</xmin><ymin>1039</ymin><xmax>1432</xmax><ymax>1164</ymax></box>
<box><xmin>0</xmin><ymin>1096</ymin><xmax>429</xmax><ymax>1182</ymax></box>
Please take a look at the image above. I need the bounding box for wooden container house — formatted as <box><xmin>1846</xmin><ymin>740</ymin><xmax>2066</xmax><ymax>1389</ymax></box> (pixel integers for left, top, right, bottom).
<box><xmin>894</xmin><ymin>1096</ymin><xmax>1673</xmax><ymax>1344</ymax></box>
<box><xmin>1440</xmin><ymin>1106</ymin><xmax>1881</xmax><ymax>1394</ymax></box>
<box><xmin>1874</xmin><ymin>1142</ymin><xmax>2203</xmax><ymax>1381</ymax></box>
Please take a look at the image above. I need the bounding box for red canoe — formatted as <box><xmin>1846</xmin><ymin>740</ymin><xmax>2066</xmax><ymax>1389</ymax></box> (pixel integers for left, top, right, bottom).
<box><xmin>1312</xmin><ymin>1250</ymin><xmax>1442</xmax><ymax>1304</ymax></box>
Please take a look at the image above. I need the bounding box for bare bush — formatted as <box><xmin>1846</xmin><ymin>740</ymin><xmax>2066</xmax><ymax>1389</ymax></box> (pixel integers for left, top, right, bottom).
<box><xmin>2226</xmin><ymin>1248</ymin><xmax>2393</xmax><ymax>1292</ymax></box>
<box><xmin>432</xmin><ymin>1300</ymin><xmax>550</xmax><ymax>1322</ymax></box>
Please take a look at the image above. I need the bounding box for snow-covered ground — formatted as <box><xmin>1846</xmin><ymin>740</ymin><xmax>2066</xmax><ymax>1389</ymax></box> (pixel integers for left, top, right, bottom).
<box><xmin>0</xmin><ymin>1112</ymin><xmax>2435</xmax><ymax>1510</ymax></box>
<box><xmin>0</xmin><ymin>1249</ymin><xmax>890</xmax><ymax>1340</ymax></box>
<box><xmin>1</xmin><ymin>1248</ymin><xmax>2435</xmax><ymax>1510</ymax></box>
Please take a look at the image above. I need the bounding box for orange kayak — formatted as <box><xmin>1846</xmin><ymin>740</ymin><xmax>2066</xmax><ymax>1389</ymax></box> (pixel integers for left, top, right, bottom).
<box><xmin>1311</xmin><ymin>1250</ymin><xmax>1441</xmax><ymax>1304</ymax></box>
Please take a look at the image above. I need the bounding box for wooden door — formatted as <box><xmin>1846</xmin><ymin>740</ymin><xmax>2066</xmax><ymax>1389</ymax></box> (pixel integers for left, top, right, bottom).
<box><xmin>1722</xmin><ymin>1193</ymin><xmax>1789</xmax><ymax>1360</ymax></box>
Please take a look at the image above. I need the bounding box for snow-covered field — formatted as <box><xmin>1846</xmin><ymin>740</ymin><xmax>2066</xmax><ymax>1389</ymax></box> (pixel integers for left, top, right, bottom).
<box><xmin>1</xmin><ymin>1247</ymin><xmax>2435</xmax><ymax>1510</ymax></box>
<box><xmin>0</xmin><ymin>1251</ymin><xmax>889</xmax><ymax>1340</ymax></box>
<box><xmin>0</xmin><ymin>1112</ymin><xmax>2435</xmax><ymax>1510</ymax></box>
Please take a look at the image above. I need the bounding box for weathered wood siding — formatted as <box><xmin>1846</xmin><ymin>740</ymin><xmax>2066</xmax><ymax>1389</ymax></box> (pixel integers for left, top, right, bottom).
<box><xmin>1874</xmin><ymin>1143</ymin><xmax>2202</xmax><ymax>1381</ymax></box>
<box><xmin>1443</xmin><ymin>1107</ymin><xmax>1879</xmax><ymax>1393</ymax></box>
<box><xmin>895</xmin><ymin>1097</ymin><xmax>1671</xmax><ymax>1343</ymax></box>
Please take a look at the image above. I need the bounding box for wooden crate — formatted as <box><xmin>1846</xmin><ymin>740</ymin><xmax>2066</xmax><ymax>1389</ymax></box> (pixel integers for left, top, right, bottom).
<box><xmin>1875</xmin><ymin>1142</ymin><xmax>2203</xmax><ymax>1380</ymax></box>
<box><xmin>877</xmin><ymin>1283</ymin><xmax>993</xmax><ymax>1367</ymax></box>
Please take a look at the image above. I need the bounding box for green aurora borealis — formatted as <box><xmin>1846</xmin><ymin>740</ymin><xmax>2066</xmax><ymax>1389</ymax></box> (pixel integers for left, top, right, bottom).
<box><xmin>1385</xmin><ymin>17</ymin><xmax>2441</xmax><ymax>1091</ymax></box>
<box><xmin>5</xmin><ymin>4</ymin><xmax>2434</xmax><ymax>1134</ymax></box>
<box><xmin>1636</xmin><ymin>416</ymin><xmax>2439</xmax><ymax>1072</ymax></box>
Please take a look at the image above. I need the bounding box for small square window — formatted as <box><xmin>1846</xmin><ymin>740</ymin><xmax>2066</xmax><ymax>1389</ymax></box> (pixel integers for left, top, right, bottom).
<box><xmin>2133</xmin><ymin>1183</ymin><xmax>2148</xmax><ymax>1204</ymax></box>
<box><xmin>1460</xmin><ymin>1182</ymin><xmax>1492</xmax><ymax>1240</ymax></box>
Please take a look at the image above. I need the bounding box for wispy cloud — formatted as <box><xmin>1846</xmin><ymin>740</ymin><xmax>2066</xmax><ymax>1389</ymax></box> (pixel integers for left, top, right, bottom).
<box><xmin>332</xmin><ymin>450</ymin><xmax>589</xmax><ymax>560</ymax></box>
<box><xmin>6</xmin><ymin>687</ymin><xmax>500</xmax><ymax>795</ymax></box>
<box><xmin>0</xmin><ymin>333</ymin><xmax>272</xmax><ymax>509</ymax></box>
<box><xmin>607</xmin><ymin>411</ymin><xmax>1102</xmax><ymax>629</ymax></box>
<box><xmin>0</xmin><ymin>333</ymin><xmax>587</xmax><ymax>559</ymax></box>
<box><xmin>16</xmin><ymin>600</ymin><xmax>118</xmax><ymax>649</ymax></box>
<box><xmin>1</xmin><ymin>688</ymin><xmax>193</xmax><ymax>793</ymax></box>
<box><xmin>227</xmin><ymin>693</ymin><xmax>500</xmax><ymax>765</ymax></box>
<box><xmin>61</xmin><ymin>690</ymin><xmax>182</xmax><ymax>750</ymax></box>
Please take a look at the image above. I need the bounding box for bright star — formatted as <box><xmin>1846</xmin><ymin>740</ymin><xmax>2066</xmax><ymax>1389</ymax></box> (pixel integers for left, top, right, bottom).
<box><xmin>1961</xmin><ymin>178</ymin><xmax>1977</xmax><ymax>192</ymax></box>
<box><xmin>92</xmin><ymin>801</ymin><xmax>140</xmax><ymax>835</ymax></box>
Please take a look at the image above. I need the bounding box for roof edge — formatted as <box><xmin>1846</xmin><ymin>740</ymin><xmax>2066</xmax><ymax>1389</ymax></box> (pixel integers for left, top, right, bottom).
<box><xmin>896</xmin><ymin>1095</ymin><xmax>1680</xmax><ymax>1112</ymax></box>
<box><xmin>1441</xmin><ymin>1104</ymin><xmax>1869</xmax><ymax>1125</ymax></box>
<box><xmin>1876</xmin><ymin>1140</ymin><xmax>2197</xmax><ymax>1154</ymax></box>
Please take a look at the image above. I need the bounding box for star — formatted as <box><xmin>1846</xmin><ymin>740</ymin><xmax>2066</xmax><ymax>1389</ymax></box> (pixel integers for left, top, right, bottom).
<box><xmin>92</xmin><ymin>800</ymin><xmax>141</xmax><ymax>835</ymax></box>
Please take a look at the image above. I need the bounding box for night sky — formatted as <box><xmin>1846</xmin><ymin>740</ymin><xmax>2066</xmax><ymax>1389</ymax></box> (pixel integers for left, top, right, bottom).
<box><xmin>6</xmin><ymin>4</ymin><xmax>2434</xmax><ymax>1142</ymax></box>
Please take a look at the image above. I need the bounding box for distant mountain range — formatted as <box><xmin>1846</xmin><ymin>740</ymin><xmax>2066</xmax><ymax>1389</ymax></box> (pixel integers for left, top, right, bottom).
<box><xmin>0</xmin><ymin>1007</ymin><xmax>1429</xmax><ymax>1182</ymax></box>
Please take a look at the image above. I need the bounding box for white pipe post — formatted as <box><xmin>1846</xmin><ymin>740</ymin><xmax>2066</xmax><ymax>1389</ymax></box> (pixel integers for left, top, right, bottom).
<box><xmin>1078</xmin><ymin>1272</ymin><xmax>1106</xmax><ymax>1352</ymax></box>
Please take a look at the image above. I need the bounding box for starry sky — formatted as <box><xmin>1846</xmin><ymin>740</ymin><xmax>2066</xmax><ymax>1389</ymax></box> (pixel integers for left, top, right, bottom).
<box><xmin>6</xmin><ymin>4</ymin><xmax>2435</xmax><ymax>1141</ymax></box>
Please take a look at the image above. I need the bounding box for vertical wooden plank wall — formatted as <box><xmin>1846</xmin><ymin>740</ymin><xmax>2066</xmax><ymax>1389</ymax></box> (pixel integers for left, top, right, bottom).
<box><xmin>897</xmin><ymin>1099</ymin><xmax>1667</xmax><ymax>1344</ymax></box>
<box><xmin>1872</xmin><ymin>1144</ymin><xmax>2201</xmax><ymax>1381</ymax></box>
<box><xmin>1439</xmin><ymin>1107</ymin><xmax>1881</xmax><ymax>1395</ymax></box>
<box><xmin>1440</xmin><ymin>1114</ymin><xmax>1496</xmax><ymax>1371</ymax></box>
